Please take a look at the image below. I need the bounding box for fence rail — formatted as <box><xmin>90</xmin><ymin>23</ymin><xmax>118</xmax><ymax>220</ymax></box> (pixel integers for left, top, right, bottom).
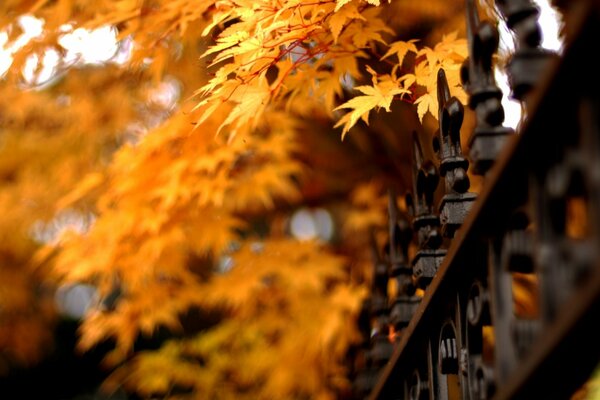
<box><xmin>354</xmin><ymin>1</ymin><xmax>600</xmax><ymax>399</ymax></box>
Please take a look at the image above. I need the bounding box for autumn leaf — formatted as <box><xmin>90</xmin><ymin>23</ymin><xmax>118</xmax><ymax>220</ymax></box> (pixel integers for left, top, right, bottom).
<box><xmin>414</xmin><ymin>92</ymin><xmax>436</xmax><ymax>122</ymax></box>
<box><xmin>411</xmin><ymin>31</ymin><xmax>467</xmax><ymax>121</ymax></box>
<box><xmin>329</xmin><ymin>3</ymin><xmax>365</xmax><ymax>43</ymax></box>
<box><xmin>56</xmin><ymin>172</ymin><xmax>105</xmax><ymax>210</ymax></box>
<box><xmin>334</xmin><ymin>78</ymin><xmax>409</xmax><ymax>138</ymax></box>
<box><xmin>381</xmin><ymin>39</ymin><xmax>419</xmax><ymax>64</ymax></box>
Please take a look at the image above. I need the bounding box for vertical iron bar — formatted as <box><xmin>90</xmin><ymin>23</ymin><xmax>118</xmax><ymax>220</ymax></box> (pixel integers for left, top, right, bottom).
<box><xmin>463</xmin><ymin>0</ymin><xmax>514</xmax><ymax>175</ymax></box>
<box><xmin>495</xmin><ymin>0</ymin><xmax>558</xmax><ymax>102</ymax></box>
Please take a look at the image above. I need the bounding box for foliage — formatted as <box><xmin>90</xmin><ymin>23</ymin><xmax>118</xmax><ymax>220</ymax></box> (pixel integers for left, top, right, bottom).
<box><xmin>104</xmin><ymin>239</ymin><xmax>364</xmax><ymax>399</ymax></box>
<box><xmin>0</xmin><ymin>0</ymin><xmax>468</xmax><ymax>397</ymax></box>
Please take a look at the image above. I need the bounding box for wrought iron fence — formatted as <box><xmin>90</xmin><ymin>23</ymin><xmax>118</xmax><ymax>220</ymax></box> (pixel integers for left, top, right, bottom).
<box><xmin>353</xmin><ymin>0</ymin><xmax>600</xmax><ymax>399</ymax></box>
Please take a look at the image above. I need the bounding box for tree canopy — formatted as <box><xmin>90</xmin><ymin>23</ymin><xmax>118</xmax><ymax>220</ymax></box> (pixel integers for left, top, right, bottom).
<box><xmin>0</xmin><ymin>0</ymin><xmax>474</xmax><ymax>398</ymax></box>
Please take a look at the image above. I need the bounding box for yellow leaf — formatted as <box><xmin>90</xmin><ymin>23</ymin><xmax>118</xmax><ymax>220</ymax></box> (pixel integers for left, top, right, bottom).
<box><xmin>414</xmin><ymin>61</ymin><xmax>434</xmax><ymax>89</ymax></box>
<box><xmin>57</xmin><ymin>172</ymin><xmax>104</xmax><ymax>210</ymax></box>
<box><xmin>217</xmin><ymin>77</ymin><xmax>271</xmax><ymax>137</ymax></box>
<box><xmin>334</xmin><ymin>0</ymin><xmax>354</xmax><ymax>12</ymax></box>
<box><xmin>414</xmin><ymin>92</ymin><xmax>437</xmax><ymax>122</ymax></box>
<box><xmin>203</xmin><ymin>30</ymin><xmax>249</xmax><ymax>59</ymax></box>
<box><xmin>329</xmin><ymin>4</ymin><xmax>365</xmax><ymax>43</ymax></box>
<box><xmin>381</xmin><ymin>39</ymin><xmax>419</xmax><ymax>64</ymax></box>
<box><xmin>334</xmin><ymin>80</ymin><xmax>409</xmax><ymax>138</ymax></box>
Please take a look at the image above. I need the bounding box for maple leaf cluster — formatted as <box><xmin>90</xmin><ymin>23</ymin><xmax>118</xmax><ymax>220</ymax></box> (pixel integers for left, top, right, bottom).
<box><xmin>0</xmin><ymin>0</ymin><xmax>470</xmax><ymax>397</ymax></box>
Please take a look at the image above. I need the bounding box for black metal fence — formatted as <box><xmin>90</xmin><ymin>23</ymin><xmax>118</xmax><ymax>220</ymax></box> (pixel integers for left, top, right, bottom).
<box><xmin>353</xmin><ymin>1</ymin><xmax>600</xmax><ymax>399</ymax></box>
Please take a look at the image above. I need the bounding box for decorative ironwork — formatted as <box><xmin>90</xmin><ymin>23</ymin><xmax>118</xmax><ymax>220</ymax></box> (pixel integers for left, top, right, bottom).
<box><xmin>435</xmin><ymin>68</ymin><xmax>477</xmax><ymax>238</ymax></box>
<box><xmin>466</xmin><ymin>279</ymin><xmax>495</xmax><ymax>399</ymax></box>
<box><xmin>462</xmin><ymin>0</ymin><xmax>514</xmax><ymax>175</ymax></box>
<box><xmin>354</xmin><ymin>1</ymin><xmax>600</xmax><ymax>399</ymax></box>
<box><xmin>353</xmin><ymin>235</ymin><xmax>394</xmax><ymax>397</ymax></box>
<box><xmin>388</xmin><ymin>189</ymin><xmax>420</xmax><ymax>333</ymax></box>
<box><xmin>495</xmin><ymin>0</ymin><xmax>557</xmax><ymax>100</ymax></box>
<box><xmin>353</xmin><ymin>298</ymin><xmax>379</xmax><ymax>398</ymax></box>
<box><xmin>408</xmin><ymin>132</ymin><xmax>446</xmax><ymax>289</ymax></box>
<box><xmin>353</xmin><ymin>192</ymin><xmax>420</xmax><ymax>398</ymax></box>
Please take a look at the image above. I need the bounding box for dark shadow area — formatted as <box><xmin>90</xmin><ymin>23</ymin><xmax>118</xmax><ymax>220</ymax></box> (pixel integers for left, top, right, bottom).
<box><xmin>0</xmin><ymin>319</ymin><xmax>125</xmax><ymax>400</ymax></box>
